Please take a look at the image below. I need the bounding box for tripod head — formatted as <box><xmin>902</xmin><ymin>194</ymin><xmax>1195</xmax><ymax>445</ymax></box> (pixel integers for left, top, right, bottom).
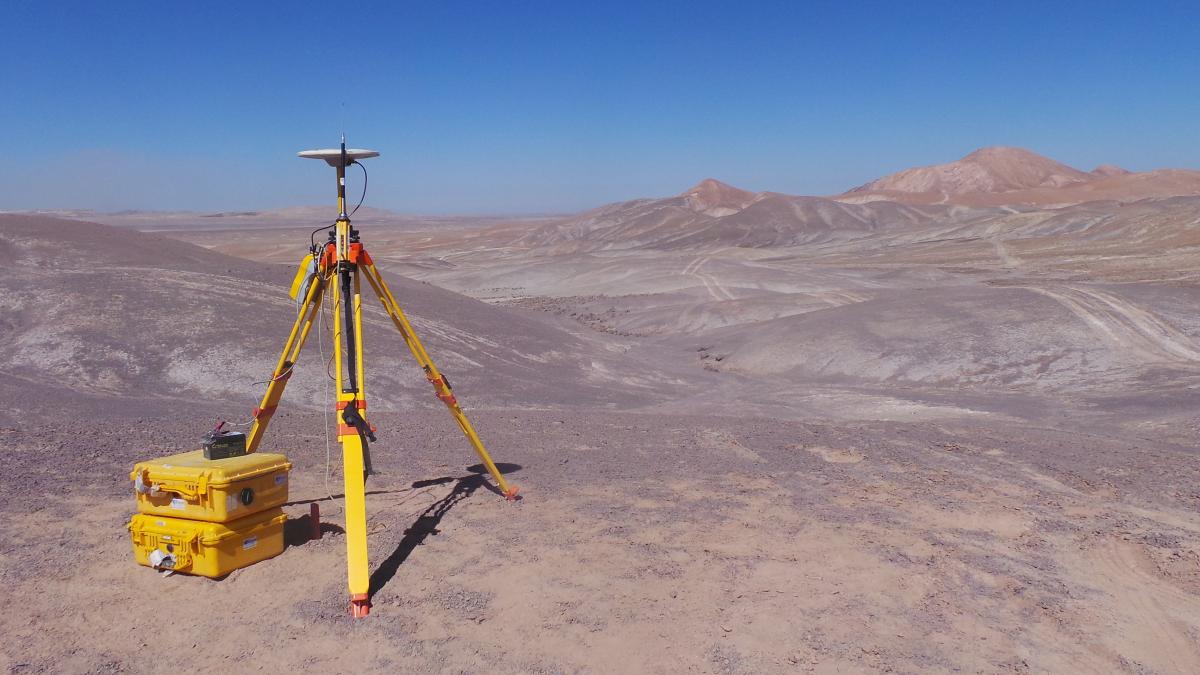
<box><xmin>298</xmin><ymin>136</ymin><xmax>379</xmax><ymax>219</ymax></box>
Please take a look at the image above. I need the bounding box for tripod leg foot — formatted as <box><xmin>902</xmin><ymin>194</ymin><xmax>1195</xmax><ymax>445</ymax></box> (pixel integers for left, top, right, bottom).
<box><xmin>503</xmin><ymin>486</ymin><xmax>520</xmax><ymax>501</ymax></box>
<box><xmin>350</xmin><ymin>593</ymin><xmax>371</xmax><ymax>618</ymax></box>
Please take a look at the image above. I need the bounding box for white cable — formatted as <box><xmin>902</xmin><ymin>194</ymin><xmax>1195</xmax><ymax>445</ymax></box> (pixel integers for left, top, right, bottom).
<box><xmin>317</xmin><ymin>280</ymin><xmax>341</xmax><ymax>514</ymax></box>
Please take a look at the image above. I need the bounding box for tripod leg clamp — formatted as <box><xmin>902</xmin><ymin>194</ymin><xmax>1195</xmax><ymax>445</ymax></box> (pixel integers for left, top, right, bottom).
<box><xmin>341</xmin><ymin>407</ymin><xmax>377</xmax><ymax>477</ymax></box>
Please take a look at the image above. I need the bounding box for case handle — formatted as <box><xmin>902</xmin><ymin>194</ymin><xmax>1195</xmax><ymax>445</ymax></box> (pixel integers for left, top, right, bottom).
<box><xmin>133</xmin><ymin>470</ymin><xmax>208</xmax><ymax>500</ymax></box>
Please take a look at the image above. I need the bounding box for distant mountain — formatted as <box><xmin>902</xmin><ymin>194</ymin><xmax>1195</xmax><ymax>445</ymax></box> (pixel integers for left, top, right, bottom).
<box><xmin>26</xmin><ymin>206</ymin><xmax>555</xmax><ymax>233</ymax></box>
<box><xmin>519</xmin><ymin>146</ymin><xmax>1200</xmax><ymax>252</ymax></box>
<box><xmin>517</xmin><ymin>180</ymin><xmax>978</xmax><ymax>251</ymax></box>
<box><xmin>848</xmin><ymin>146</ymin><xmax>1092</xmax><ymax>195</ymax></box>
<box><xmin>838</xmin><ymin>146</ymin><xmax>1200</xmax><ymax>207</ymax></box>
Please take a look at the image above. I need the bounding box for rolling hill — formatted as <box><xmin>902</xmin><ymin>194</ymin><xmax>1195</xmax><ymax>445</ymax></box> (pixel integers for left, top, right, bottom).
<box><xmin>0</xmin><ymin>214</ymin><xmax>673</xmax><ymax>419</ymax></box>
<box><xmin>518</xmin><ymin>179</ymin><xmax>989</xmax><ymax>251</ymax></box>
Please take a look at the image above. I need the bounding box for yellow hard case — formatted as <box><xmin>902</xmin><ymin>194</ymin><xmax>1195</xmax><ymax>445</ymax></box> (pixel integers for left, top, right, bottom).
<box><xmin>128</xmin><ymin>508</ymin><xmax>287</xmax><ymax>578</ymax></box>
<box><xmin>131</xmin><ymin>450</ymin><xmax>291</xmax><ymax>522</ymax></box>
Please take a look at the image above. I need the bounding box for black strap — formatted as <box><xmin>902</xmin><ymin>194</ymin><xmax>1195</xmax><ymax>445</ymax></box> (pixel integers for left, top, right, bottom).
<box><xmin>341</xmin><ymin>406</ymin><xmax>376</xmax><ymax>479</ymax></box>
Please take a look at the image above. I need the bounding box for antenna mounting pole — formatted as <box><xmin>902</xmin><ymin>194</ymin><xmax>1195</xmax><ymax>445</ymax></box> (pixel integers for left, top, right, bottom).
<box><xmin>337</xmin><ymin>134</ymin><xmax>348</xmax><ymax>219</ymax></box>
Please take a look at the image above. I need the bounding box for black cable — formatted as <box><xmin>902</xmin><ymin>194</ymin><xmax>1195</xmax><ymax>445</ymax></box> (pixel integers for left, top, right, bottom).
<box><xmin>350</xmin><ymin>160</ymin><xmax>368</xmax><ymax>215</ymax></box>
<box><xmin>310</xmin><ymin>222</ymin><xmax>335</xmax><ymax>249</ymax></box>
<box><xmin>308</xmin><ymin>160</ymin><xmax>366</xmax><ymax>250</ymax></box>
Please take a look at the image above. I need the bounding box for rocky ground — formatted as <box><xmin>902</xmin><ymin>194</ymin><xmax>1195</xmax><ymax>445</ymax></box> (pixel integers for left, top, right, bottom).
<box><xmin>3</xmin><ymin>405</ymin><xmax>1199</xmax><ymax>673</ymax></box>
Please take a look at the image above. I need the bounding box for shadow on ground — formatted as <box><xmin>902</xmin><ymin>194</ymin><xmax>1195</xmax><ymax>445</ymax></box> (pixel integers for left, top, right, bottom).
<box><xmin>368</xmin><ymin>463</ymin><xmax>521</xmax><ymax>598</ymax></box>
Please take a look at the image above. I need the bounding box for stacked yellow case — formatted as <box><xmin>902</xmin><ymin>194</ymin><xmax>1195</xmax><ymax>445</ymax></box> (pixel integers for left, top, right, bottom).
<box><xmin>128</xmin><ymin>450</ymin><xmax>292</xmax><ymax>577</ymax></box>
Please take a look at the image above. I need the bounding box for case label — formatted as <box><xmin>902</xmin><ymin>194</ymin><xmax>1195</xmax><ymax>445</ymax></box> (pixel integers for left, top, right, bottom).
<box><xmin>170</xmin><ymin>498</ymin><xmax>187</xmax><ymax>510</ymax></box>
<box><xmin>242</xmin><ymin>536</ymin><xmax>258</xmax><ymax>550</ymax></box>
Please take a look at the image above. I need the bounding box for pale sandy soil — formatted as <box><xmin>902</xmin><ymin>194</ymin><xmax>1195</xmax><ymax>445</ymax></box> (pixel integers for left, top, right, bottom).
<box><xmin>3</xmin><ymin>409</ymin><xmax>1199</xmax><ymax>674</ymax></box>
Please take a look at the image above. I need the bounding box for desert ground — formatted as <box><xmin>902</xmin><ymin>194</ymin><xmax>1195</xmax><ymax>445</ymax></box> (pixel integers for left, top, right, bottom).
<box><xmin>3</xmin><ymin>147</ymin><xmax>1200</xmax><ymax>673</ymax></box>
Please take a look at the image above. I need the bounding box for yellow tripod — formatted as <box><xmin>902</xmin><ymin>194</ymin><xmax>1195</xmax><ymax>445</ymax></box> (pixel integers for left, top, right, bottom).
<box><xmin>243</xmin><ymin>140</ymin><xmax>518</xmax><ymax>618</ymax></box>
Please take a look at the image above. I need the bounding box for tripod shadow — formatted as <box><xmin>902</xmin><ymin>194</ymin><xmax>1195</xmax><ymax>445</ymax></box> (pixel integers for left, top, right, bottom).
<box><xmin>368</xmin><ymin>462</ymin><xmax>521</xmax><ymax>600</ymax></box>
<box><xmin>410</xmin><ymin>462</ymin><xmax>522</xmax><ymax>497</ymax></box>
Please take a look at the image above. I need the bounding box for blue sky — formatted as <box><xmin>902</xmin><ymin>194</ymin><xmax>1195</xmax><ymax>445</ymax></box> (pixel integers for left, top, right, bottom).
<box><xmin>3</xmin><ymin>1</ymin><xmax>1198</xmax><ymax>213</ymax></box>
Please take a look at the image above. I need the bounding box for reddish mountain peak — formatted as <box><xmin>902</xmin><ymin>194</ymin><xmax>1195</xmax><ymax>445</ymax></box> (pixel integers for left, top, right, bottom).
<box><xmin>681</xmin><ymin>179</ymin><xmax>757</xmax><ymax>214</ymax></box>
<box><xmin>685</xmin><ymin>178</ymin><xmax>754</xmax><ymax>199</ymax></box>
<box><xmin>962</xmin><ymin>146</ymin><xmax>1049</xmax><ymax>162</ymax></box>
<box><xmin>1091</xmin><ymin>164</ymin><xmax>1132</xmax><ymax>177</ymax></box>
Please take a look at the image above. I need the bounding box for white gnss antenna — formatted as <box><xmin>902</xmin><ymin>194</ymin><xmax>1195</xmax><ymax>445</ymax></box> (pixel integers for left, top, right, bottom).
<box><xmin>298</xmin><ymin>135</ymin><xmax>380</xmax><ymax>219</ymax></box>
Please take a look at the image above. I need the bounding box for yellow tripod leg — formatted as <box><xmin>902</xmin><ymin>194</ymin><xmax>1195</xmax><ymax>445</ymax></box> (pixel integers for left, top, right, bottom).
<box><xmin>332</xmin><ymin>265</ymin><xmax>372</xmax><ymax>617</ymax></box>
<box><xmin>246</xmin><ymin>265</ymin><xmax>329</xmax><ymax>453</ymax></box>
<box><xmin>341</xmin><ymin>430</ymin><xmax>370</xmax><ymax>617</ymax></box>
<box><xmin>359</xmin><ymin>262</ymin><xmax>519</xmax><ymax>500</ymax></box>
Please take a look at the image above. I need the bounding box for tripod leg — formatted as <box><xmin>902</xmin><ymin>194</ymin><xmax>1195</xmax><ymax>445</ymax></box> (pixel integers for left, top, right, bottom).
<box><xmin>359</xmin><ymin>261</ymin><xmax>519</xmax><ymax>500</ymax></box>
<box><xmin>341</xmin><ymin>431</ymin><xmax>370</xmax><ymax>617</ymax></box>
<box><xmin>246</xmin><ymin>267</ymin><xmax>329</xmax><ymax>453</ymax></box>
<box><xmin>333</xmin><ymin>264</ymin><xmax>372</xmax><ymax>618</ymax></box>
